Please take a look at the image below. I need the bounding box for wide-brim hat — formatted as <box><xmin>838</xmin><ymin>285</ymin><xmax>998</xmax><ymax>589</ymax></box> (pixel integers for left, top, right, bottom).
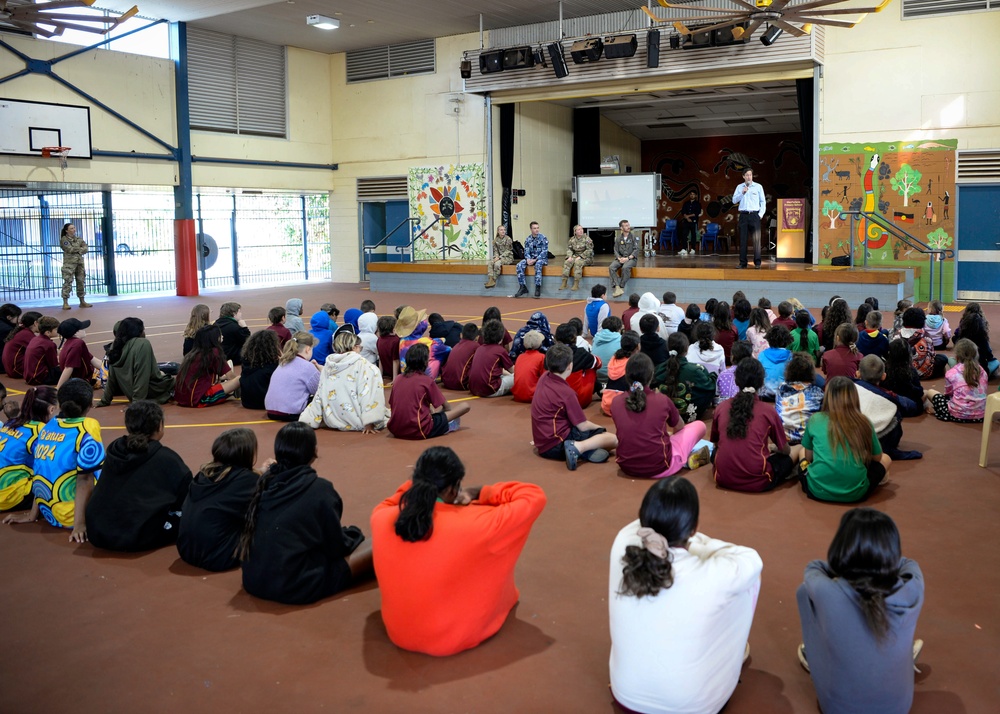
<box><xmin>58</xmin><ymin>317</ymin><xmax>91</xmax><ymax>339</ymax></box>
<box><xmin>394</xmin><ymin>306</ymin><xmax>427</xmax><ymax>337</ymax></box>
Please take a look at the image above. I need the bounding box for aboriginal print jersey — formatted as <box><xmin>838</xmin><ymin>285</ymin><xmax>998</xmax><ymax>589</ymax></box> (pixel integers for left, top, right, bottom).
<box><xmin>0</xmin><ymin>421</ymin><xmax>42</xmax><ymax>511</ymax></box>
<box><xmin>31</xmin><ymin>417</ymin><xmax>104</xmax><ymax>528</ymax></box>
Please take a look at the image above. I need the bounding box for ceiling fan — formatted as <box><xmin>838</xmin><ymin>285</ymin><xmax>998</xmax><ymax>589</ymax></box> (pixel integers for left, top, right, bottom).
<box><xmin>0</xmin><ymin>0</ymin><xmax>139</xmax><ymax>39</ymax></box>
<box><xmin>642</xmin><ymin>0</ymin><xmax>891</xmax><ymax>45</ymax></box>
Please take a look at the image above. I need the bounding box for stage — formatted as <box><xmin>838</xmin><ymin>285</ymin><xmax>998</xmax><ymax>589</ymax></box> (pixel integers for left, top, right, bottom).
<box><xmin>368</xmin><ymin>253</ymin><xmax>917</xmax><ymax>309</ymax></box>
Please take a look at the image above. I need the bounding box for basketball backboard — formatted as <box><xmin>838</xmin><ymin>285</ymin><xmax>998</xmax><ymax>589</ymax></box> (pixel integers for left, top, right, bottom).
<box><xmin>0</xmin><ymin>99</ymin><xmax>93</xmax><ymax>159</ymax></box>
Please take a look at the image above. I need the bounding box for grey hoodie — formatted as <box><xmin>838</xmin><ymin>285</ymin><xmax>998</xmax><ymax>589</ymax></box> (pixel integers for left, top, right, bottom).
<box><xmin>285</xmin><ymin>298</ymin><xmax>305</xmax><ymax>334</ymax></box>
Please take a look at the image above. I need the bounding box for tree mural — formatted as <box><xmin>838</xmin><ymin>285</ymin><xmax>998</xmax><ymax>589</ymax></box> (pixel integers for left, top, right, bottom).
<box><xmin>890</xmin><ymin>164</ymin><xmax>922</xmax><ymax>207</ymax></box>
<box><xmin>822</xmin><ymin>199</ymin><xmax>844</xmax><ymax>228</ymax></box>
<box><xmin>926</xmin><ymin>227</ymin><xmax>953</xmax><ymax>251</ymax></box>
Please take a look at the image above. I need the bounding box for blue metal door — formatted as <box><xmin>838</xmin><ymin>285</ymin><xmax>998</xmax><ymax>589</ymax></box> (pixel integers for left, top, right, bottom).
<box><xmin>385</xmin><ymin>200</ymin><xmax>411</xmax><ymax>263</ymax></box>
<box><xmin>956</xmin><ymin>185</ymin><xmax>1000</xmax><ymax>300</ymax></box>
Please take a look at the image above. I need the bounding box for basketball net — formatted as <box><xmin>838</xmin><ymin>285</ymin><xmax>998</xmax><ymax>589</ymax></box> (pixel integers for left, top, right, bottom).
<box><xmin>41</xmin><ymin>147</ymin><xmax>71</xmax><ymax>181</ymax></box>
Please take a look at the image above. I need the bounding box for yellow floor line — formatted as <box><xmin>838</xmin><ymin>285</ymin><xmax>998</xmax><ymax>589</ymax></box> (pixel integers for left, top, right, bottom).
<box><xmin>103</xmin><ymin>419</ymin><xmax>273</xmax><ymax>431</ymax></box>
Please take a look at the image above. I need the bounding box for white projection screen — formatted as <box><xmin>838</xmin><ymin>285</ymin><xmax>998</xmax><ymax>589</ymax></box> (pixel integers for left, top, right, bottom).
<box><xmin>576</xmin><ymin>173</ymin><xmax>660</xmax><ymax>229</ymax></box>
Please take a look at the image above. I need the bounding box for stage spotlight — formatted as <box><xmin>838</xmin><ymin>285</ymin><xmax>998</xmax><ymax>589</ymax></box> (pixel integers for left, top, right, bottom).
<box><xmin>547</xmin><ymin>42</ymin><xmax>568</xmax><ymax>78</ymax></box>
<box><xmin>479</xmin><ymin>49</ymin><xmax>504</xmax><ymax>74</ymax></box>
<box><xmin>503</xmin><ymin>46</ymin><xmax>535</xmax><ymax>70</ymax></box>
<box><xmin>604</xmin><ymin>34</ymin><xmax>637</xmax><ymax>59</ymax></box>
<box><xmin>760</xmin><ymin>25</ymin><xmax>783</xmax><ymax>46</ymax></box>
<box><xmin>669</xmin><ymin>34</ymin><xmax>681</xmax><ymax>50</ymax></box>
<box><xmin>460</xmin><ymin>60</ymin><xmax>472</xmax><ymax>79</ymax></box>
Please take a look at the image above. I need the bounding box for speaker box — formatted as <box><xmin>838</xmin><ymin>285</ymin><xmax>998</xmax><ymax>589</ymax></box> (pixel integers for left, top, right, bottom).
<box><xmin>688</xmin><ymin>27</ymin><xmax>713</xmax><ymax>48</ymax></box>
<box><xmin>669</xmin><ymin>34</ymin><xmax>681</xmax><ymax>50</ymax></box>
<box><xmin>570</xmin><ymin>38</ymin><xmax>603</xmax><ymax>64</ymax></box>
<box><xmin>604</xmin><ymin>34</ymin><xmax>637</xmax><ymax>59</ymax></box>
<box><xmin>502</xmin><ymin>46</ymin><xmax>535</xmax><ymax>70</ymax></box>
<box><xmin>547</xmin><ymin>43</ymin><xmax>568</xmax><ymax>78</ymax></box>
<box><xmin>713</xmin><ymin>23</ymin><xmax>749</xmax><ymax>47</ymax></box>
<box><xmin>479</xmin><ymin>49</ymin><xmax>504</xmax><ymax>74</ymax></box>
<box><xmin>460</xmin><ymin>60</ymin><xmax>472</xmax><ymax>79</ymax></box>
<box><xmin>647</xmin><ymin>29</ymin><xmax>660</xmax><ymax>68</ymax></box>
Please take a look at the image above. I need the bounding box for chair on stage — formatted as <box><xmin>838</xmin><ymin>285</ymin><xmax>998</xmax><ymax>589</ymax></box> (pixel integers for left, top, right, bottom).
<box><xmin>701</xmin><ymin>223</ymin><xmax>721</xmax><ymax>252</ymax></box>
<box><xmin>659</xmin><ymin>220</ymin><xmax>677</xmax><ymax>251</ymax></box>
<box><xmin>978</xmin><ymin>391</ymin><xmax>1000</xmax><ymax>467</ymax></box>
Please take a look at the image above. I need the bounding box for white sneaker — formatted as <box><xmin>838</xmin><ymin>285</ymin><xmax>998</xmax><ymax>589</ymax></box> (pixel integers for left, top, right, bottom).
<box><xmin>677</xmin><ymin>249</ymin><xmax>687</xmax><ymax>256</ymax></box>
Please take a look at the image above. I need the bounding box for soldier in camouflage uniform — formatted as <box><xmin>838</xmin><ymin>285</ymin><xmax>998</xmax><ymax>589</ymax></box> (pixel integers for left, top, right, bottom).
<box><xmin>485</xmin><ymin>224</ymin><xmax>514</xmax><ymax>289</ymax></box>
<box><xmin>60</xmin><ymin>223</ymin><xmax>92</xmax><ymax>310</ymax></box>
<box><xmin>559</xmin><ymin>224</ymin><xmax>594</xmax><ymax>291</ymax></box>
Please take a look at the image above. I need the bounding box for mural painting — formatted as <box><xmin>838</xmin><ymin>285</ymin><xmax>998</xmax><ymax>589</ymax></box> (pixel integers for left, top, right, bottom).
<box><xmin>642</xmin><ymin>133</ymin><xmax>810</xmax><ymax>247</ymax></box>
<box><xmin>407</xmin><ymin>163</ymin><xmax>488</xmax><ymax>261</ymax></box>
<box><xmin>819</xmin><ymin>140</ymin><xmax>957</xmax><ymax>301</ymax></box>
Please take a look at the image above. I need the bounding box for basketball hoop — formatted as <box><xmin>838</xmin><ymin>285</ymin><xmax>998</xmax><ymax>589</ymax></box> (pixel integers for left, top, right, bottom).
<box><xmin>41</xmin><ymin>146</ymin><xmax>72</xmax><ymax>178</ymax></box>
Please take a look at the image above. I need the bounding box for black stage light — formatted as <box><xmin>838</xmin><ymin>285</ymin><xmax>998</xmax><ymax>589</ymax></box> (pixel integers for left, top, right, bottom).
<box><xmin>604</xmin><ymin>34</ymin><xmax>637</xmax><ymax>59</ymax></box>
<box><xmin>547</xmin><ymin>42</ymin><xmax>568</xmax><ymax>78</ymax></box>
<box><xmin>669</xmin><ymin>34</ymin><xmax>681</xmax><ymax>50</ymax></box>
<box><xmin>761</xmin><ymin>25</ymin><xmax>783</xmax><ymax>46</ymax></box>
<box><xmin>570</xmin><ymin>38</ymin><xmax>603</xmax><ymax>64</ymax></box>
<box><xmin>713</xmin><ymin>23</ymin><xmax>749</xmax><ymax>47</ymax></box>
<box><xmin>460</xmin><ymin>60</ymin><xmax>472</xmax><ymax>79</ymax></box>
<box><xmin>647</xmin><ymin>29</ymin><xmax>660</xmax><ymax>68</ymax></box>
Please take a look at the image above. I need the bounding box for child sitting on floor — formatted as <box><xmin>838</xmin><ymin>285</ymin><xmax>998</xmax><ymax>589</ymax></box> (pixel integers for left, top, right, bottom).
<box><xmin>376</xmin><ymin>315</ymin><xmax>400</xmax><ymax>381</ymax></box>
<box><xmin>555</xmin><ymin>322</ymin><xmax>601</xmax><ymax>408</ymax></box>
<box><xmin>440</xmin><ymin>323</ymin><xmax>481</xmax><ymax>391</ymax></box>
<box><xmin>23</xmin><ymin>316</ymin><xmax>60</xmax><ymax>386</ymax></box>
<box><xmin>592</xmin><ymin>316</ymin><xmax>623</xmax><ymax>383</ymax></box>
<box><xmin>388</xmin><ymin>343</ymin><xmax>470</xmax><ymax>440</ymax></box>
<box><xmin>821</xmin><ymin>323</ymin><xmax>861</xmax><ymax>380</ymax></box>
<box><xmin>300</xmin><ymin>331</ymin><xmax>388</xmax><ymax>433</ymax></box>
<box><xmin>923</xmin><ymin>300</ymin><xmax>952</xmax><ymax>349</ymax></box>
<box><xmin>266</xmin><ymin>306</ymin><xmax>292</xmax><ymax>348</ymax></box>
<box><xmin>585</xmin><ymin>284</ymin><xmax>611</xmax><ymax>339</ymax></box>
<box><xmin>899</xmin><ymin>307</ymin><xmax>948</xmax><ymax>379</ymax></box>
<box><xmin>854</xmin><ymin>355</ymin><xmax>923</xmax><ymax>461</ymax></box>
<box><xmin>716</xmin><ymin>340</ymin><xmax>753</xmax><ymax>402</ymax></box>
<box><xmin>3</xmin><ymin>379</ymin><xmax>104</xmax><ymax>542</ymax></box>
<box><xmin>622</xmin><ymin>293</ymin><xmax>640</xmax><ymax>333</ymax></box>
<box><xmin>791</xmin><ymin>309</ymin><xmax>820</xmax><ymax>364</ymax></box>
<box><xmin>677</xmin><ymin>303</ymin><xmax>700</xmax><ymax>341</ymax></box>
<box><xmin>758</xmin><ymin>325</ymin><xmax>794</xmax><ymax>401</ymax></box>
<box><xmin>639</xmin><ymin>313</ymin><xmax>668</xmax><ymax>367</ymax></box>
<box><xmin>929</xmin><ymin>338</ymin><xmax>988</xmax><ymax>423</ymax></box>
<box><xmin>711</xmin><ymin>359</ymin><xmax>795</xmax><ymax>493</ymax></box>
<box><xmin>85</xmin><ymin>400</ymin><xmax>193</xmax><ymax>552</ymax></box>
<box><xmin>177</xmin><ymin>428</ymin><xmax>263</xmax><ymax>572</ymax></box>
<box><xmin>215</xmin><ymin>302</ymin><xmax>251</xmax><ymax>366</ymax></box>
<box><xmin>182</xmin><ymin>304</ymin><xmax>210</xmax><ymax>356</ymax></box>
<box><xmin>264</xmin><ymin>332</ymin><xmax>320</xmax><ymax>421</ymax></box>
<box><xmin>856</xmin><ymin>310</ymin><xmax>890</xmax><ymax>359</ymax></box>
<box><xmin>0</xmin><ymin>386</ymin><xmax>58</xmax><ymax>512</ymax></box>
<box><xmin>239</xmin><ymin>330</ymin><xmax>281</xmax><ymax>411</ymax></box>
<box><xmin>654</xmin><ymin>332</ymin><xmax>717</xmax><ymax>423</ymax></box>
<box><xmin>397</xmin><ymin>307</ymin><xmax>451</xmax><ymax>380</ymax></box>
<box><xmin>745</xmin><ymin>307</ymin><xmax>771</xmax><ymax>358</ymax></box>
<box><xmin>237</xmin><ymin>422</ymin><xmax>372</xmax><ymax>605</ymax></box>
<box><xmin>602</xmin><ymin>331</ymin><xmax>640</xmax><ymax>416</ymax></box>
<box><xmin>468</xmin><ymin>319</ymin><xmax>515</xmax><ymax>398</ymax></box>
<box><xmin>611</xmin><ymin>352</ymin><xmax>709</xmax><ymax>479</ymax></box>
<box><xmin>777</xmin><ymin>352</ymin><xmax>825</xmax><ymax>445</ymax></box>
<box><xmin>2</xmin><ymin>310</ymin><xmax>41</xmax><ymax>379</ymax></box>
<box><xmin>56</xmin><ymin>318</ymin><xmax>104</xmax><ymax>389</ymax></box>
<box><xmin>686</xmin><ymin>321</ymin><xmax>725</xmax><ymax>376</ymax></box>
<box><xmin>512</xmin><ymin>330</ymin><xmax>548</xmax><ymax>404</ymax></box>
<box><xmin>479</xmin><ymin>307</ymin><xmax>513</xmax><ymax>351</ymax></box>
<box><xmin>531</xmin><ymin>344</ymin><xmax>618</xmax><ymax>471</ymax></box>
<box><xmin>357</xmin><ymin>310</ymin><xmax>380</xmax><ymax>365</ymax></box>
<box><xmin>175</xmin><ymin>325</ymin><xmax>241</xmax><ymax>408</ymax></box>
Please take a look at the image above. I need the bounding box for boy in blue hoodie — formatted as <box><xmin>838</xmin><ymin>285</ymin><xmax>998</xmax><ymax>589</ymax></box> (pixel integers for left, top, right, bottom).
<box><xmin>585</xmin><ymin>284</ymin><xmax>611</xmax><ymax>338</ymax></box>
<box><xmin>309</xmin><ymin>310</ymin><xmax>335</xmax><ymax>365</ymax></box>
<box><xmin>923</xmin><ymin>300</ymin><xmax>952</xmax><ymax>349</ymax></box>
<box><xmin>591</xmin><ymin>316</ymin><xmax>622</xmax><ymax>382</ymax></box>
<box><xmin>758</xmin><ymin>324</ymin><xmax>793</xmax><ymax>401</ymax></box>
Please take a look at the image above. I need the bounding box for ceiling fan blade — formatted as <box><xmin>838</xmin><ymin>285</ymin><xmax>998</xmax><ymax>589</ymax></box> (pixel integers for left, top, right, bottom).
<box><xmin>773</xmin><ymin>19</ymin><xmax>810</xmax><ymax>36</ymax></box>
<box><xmin>21</xmin><ymin>0</ymin><xmax>96</xmax><ymax>10</ymax></box>
<box><xmin>645</xmin><ymin>9</ymin><xmax>749</xmax><ymax>23</ymax></box>
<box><xmin>791</xmin><ymin>6</ymin><xmax>884</xmax><ymax>14</ymax></box>
<box><xmin>790</xmin><ymin>0</ymin><xmax>890</xmax><ymax>11</ymax></box>
<box><xmin>731</xmin><ymin>18</ymin><xmax>765</xmax><ymax>40</ymax></box>
<box><xmin>793</xmin><ymin>14</ymin><xmax>866</xmax><ymax>26</ymax></box>
<box><xmin>655</xmin><ymin>2</ymin><xmax>748</xmax><ymax>13</ymax></box>
<box><xmin>720</xmin><ymin>0</ymin><xmax>762</xmax><ymax>12</ymax></box>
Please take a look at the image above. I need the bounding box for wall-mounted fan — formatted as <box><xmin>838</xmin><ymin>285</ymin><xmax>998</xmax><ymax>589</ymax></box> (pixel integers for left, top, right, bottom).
<box><xmin>642</xmin><ymin>0</ymin><xmax>891</xmax><ymax>45</ymax></box>
<box><xmin>0</xmin><ymin>0</ymin><xmax>138</xmax><ymax>39</ymax></box>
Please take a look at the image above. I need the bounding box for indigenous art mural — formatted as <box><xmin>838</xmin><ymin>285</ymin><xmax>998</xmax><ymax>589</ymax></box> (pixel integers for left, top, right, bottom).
<box><xmin>642</xmin><ymin>133</ymin><xmax>810</xmax><ymax>246</ymax></box>
<box><xmin>408</xmin><ymin>163</ymin><xmax>488</xmax><ymax>261</ymax></box>
<box><xmin>819</xmin><ymin>140</ymin><xmax>957</xmax><ymax>301</ymax></box>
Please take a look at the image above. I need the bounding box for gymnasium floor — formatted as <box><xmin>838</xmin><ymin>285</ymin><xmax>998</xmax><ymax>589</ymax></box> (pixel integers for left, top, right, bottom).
<box><xmin>2</xmin><ymin>283</ymin><xmax>998</xmax><ymax>714</ymax></box>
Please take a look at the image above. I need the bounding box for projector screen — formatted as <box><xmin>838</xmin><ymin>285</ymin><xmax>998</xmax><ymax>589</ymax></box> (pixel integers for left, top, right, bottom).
<box><xmin>576</xmin><ymin>173</ymin><xmax>660</xmax><ymax>229</ymax></box>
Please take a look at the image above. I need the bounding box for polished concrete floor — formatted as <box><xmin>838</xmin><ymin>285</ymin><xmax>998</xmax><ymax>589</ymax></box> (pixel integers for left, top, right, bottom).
<box><xmin>1</xmin><ymin>283</ymin><xmax>997</xmax><ymax>713</ymax></box>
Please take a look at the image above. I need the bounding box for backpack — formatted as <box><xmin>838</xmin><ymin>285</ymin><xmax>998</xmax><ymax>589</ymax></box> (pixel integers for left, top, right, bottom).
<box><xmin>512</xmin><ymin>240</ymin><xmax>524</xmax><ymax>260</ymax></box>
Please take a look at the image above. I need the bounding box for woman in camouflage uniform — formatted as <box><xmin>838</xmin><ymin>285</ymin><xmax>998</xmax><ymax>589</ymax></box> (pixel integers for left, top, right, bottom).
<box><xmin>60</xmin><ymin>223</ymin><xmax>92</xmax><ymax>310</ymax></box>
<box><xmin>559</xmin><ymin>225</ymin><xmax>594</xmax><ymax>291</ymax></box>
<box><xmin>485</xmin><ymin>224</ymin><xmax>514</xmax><ymax>289</ymax></box>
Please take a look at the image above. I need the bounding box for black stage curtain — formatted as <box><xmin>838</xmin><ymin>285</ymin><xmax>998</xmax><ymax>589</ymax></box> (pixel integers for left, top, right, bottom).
<box><xmin>500</xmin><ymin>104</ymin><xmax>515</xmax><ymax>237</ymax></box>
<box><xmin>572</xmin><ymin>108</ymin><xmax>607</xmax><ymax>251</ymax></box>
<box><xmin>796</xmin><ymin>77</ymin><xmax>815</xmax><ymax>260</ymax></box>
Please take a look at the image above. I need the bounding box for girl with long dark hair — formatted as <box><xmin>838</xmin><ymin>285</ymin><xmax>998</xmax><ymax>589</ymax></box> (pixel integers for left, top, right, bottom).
<box><xmin>712</xmin><ymin>301</ymin><xmax>738</xmax><ymax>364</ymax></box>
<box><xmin>237</xmin><ymin>422</ymin><xmax>371</xmax><ymax>604</ymax></box>
<box><xmin>882</xmin><ymin>338</ymin><xmax>927</xmax><ymax>411</ymax></box>
<box><xmin>791</xmin><ymin>309</ymin><xmax>820</xmax><ymax>363</ymax></box>
<box><xmin>1</xmin><ymin>310</ymin><xmax>42</xmax><ymax>378</ymax></box>
<box><xmin>175</xmin><ymin>325</ymin><xmax>240</xmax><ymax>408</ymax></box>
<box><xmin>654</xmin><ymin>332</ymin><xmax>717</xmax><ymax>423</ymax></box>
<box><xmin>611</xmin><ymin>353</ymin><xmax>709</xmax><ymax>478</ymax></box>
<box><xmin>745</xmin><ymin>307</ymin><xmax>771</xmax><ymax>358</ymax></box>
<box><xmin>182</xmin><ymin>304</ymin><xmax>210</xmax><ymax>355</ymax></box>
<box><xmin>0</xmin><ymin>386</ymin><xmax>58</xmax><ymax>511</ymax></box>
<box><xmin>953</xmin><ymin>302</ymin><xmax>999</xmax><ymax>377</ymax></box>
<box><xmin>371</xmin><ymin>446</ymin><xmax>546</xmax><ymax>655</ymax></box>
<box><xmin>238</xmin><ymin>329</ymin><xmax>281</xmax><ymax>410</ymax></box>
<box><xmin>712</xmin><ymin>358</ymin><xmax>796</xmax><ymax>492</ymax></box>
<box><xmin>817</xmin><ymin>298</ymin><xmax>851</xmax><ymax>353</ymax></box>
<box><xmin>800</xmin><ymin>376</ymin><xmax>892</xmax><ymax>502</ymax></box>
<box><xmin>797</xmin><ymin>508</ymin><xmax>924</xmax><ymax>714</ymax></box>
<box><xmin>99</xmin><ymin>317</ymin><xmax>174</xmax><ymax>406</ymax></box>
<box><xmin>609</xmin><ymin>477</ymin><xmax>761</xmax><ymax>714</ymax></box>
<box><xmin>176</xmin><ymin>428</ymin><xmax>263</xmax><ymax>572</ymax></box>
<box><xmin>929</xmin><ymin>338</ymin><xmax>988</xmax><ymax>422</ymax></box>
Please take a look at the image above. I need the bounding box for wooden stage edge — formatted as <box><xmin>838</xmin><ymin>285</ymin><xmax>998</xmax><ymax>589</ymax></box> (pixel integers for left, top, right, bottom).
<box><xmin>368</xmin><ymin>259</ymin><xmax>918</xmax><ymax>286</ymax></box>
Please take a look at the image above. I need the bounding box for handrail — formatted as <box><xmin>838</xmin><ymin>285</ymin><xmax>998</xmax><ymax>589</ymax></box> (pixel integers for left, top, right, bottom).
<box><xmin>838</xmin><ymin>210</ymin><xmax>955</xmax><ymax>302</ymax></box>
<box><xmin>362</xmin><ymin>217</ymin><xmax>420</xmax><ymax>279</ymax></box>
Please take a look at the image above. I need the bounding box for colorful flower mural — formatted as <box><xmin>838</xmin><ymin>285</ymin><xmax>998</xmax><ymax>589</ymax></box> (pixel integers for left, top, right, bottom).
<box><xmin>408</xmin><ymin>163</ymin><xmax>488</xmax><ymax>261</ymax></box>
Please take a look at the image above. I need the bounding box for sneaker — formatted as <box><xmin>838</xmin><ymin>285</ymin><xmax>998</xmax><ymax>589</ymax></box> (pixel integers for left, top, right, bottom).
<box><xmin>797</xmin><ymin>644</ymin><xmax>810</xmax><ymax>673</ymax></box>
<box><xmin>687</xmin><ymin>445</ymin><xmax>710</xmax><ymax>470</ymax></box>
<box><xmin>582</xmin><ymin>448</ymin><xmax>610</xmax><ymax>464</ymax></box>
<box><xmin>912</xmin><ymin>639</ymin><xmax>924</xmax><ymax>673</ymax></box>
<box><xmin>534</xmin><ymin>284</ymin><xmax>541</xmax><ymax>299</ymax></box>
<box><xmin>513</xmin><ymin>284</ymin><xmax>529</xmax><ymax>298</ymax></box>
<box><xmin>612</xmin><ymin>286</ymin><xmax>624</xmax><ymax>298</ymax></box>
<box><xmin>888</xmin><ymin>448</ymin><xmax>922</xmax><ymax>461</ymax></box>
<box><xmin>678</xmin><ymin>249</ymin><xmax>687</xmax><ymax>257</ymax></box>
<box><xmin>564</xmin><ymin>440</ymin><xmax>580</xmax><ymax>471</ymax></box>
<box><xmin>448</xmin><ymin>417</ymin><xmax>461</xmax><ymax>432</ymax></box>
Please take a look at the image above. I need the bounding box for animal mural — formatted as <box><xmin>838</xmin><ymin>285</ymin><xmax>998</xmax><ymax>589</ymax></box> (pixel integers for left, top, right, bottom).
<box><xmin>818</xmin><ymin>140</ymin><xmax>958</xmax><ymax>300</ymax></box>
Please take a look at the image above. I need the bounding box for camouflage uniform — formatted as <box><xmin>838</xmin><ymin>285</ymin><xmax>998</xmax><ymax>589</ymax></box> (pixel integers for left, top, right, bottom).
<box><xmin>487</xmin><ymin>233</ymin><xmax>515</xmax><ymax>282</ymax></box>
<box><xmin>60</xmin><ymin>233</ymin><xmax>88</xmax><ymax>300</ymax></box>
<box><xmin>561</xmin><ymin>234</ymin><xmax>594</xmax><ymax>279</ymax></box>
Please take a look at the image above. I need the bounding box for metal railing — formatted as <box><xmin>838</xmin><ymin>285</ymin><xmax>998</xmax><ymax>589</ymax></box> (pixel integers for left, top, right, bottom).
<box><xmin>362</xmin><ymin>216</ymin><xmax>420</xmax><ymax>279</ymax></box>
<box><xmin>839</xmin><ymin>210</ymin><xmax>955</xmax><ymax>303</ymax></box>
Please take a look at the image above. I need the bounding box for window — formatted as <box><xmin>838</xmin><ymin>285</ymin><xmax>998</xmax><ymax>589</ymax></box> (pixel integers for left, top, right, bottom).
<box><xmin>346</xmin><ymin>39</ymin><xmax>435</xmax><ymax>83</ymax></box>
<box><xmin>902</xmin><ymin>0</ymin><xmax>998</xmax><ymax>18</ymax></box>
<box><xmin>188</xmin><ymin>28</ymin><xmax>287</xmax><ymax>138</ymax></box>
<box><xmin>38</xmin><ymin>10</ymin><xmax>170</xmax><ymax>59</ymax></box>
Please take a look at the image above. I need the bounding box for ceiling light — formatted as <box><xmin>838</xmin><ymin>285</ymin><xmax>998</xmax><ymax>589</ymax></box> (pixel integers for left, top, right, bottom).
<box><xmin>307</xmin><ymin>14</ymin><xmax>339</xmax><ymax>30</ymax></box>
<box><xmin>760</xmin><ymin>25</ymin><xmax>783</xmax><ymax>46</ymax></box>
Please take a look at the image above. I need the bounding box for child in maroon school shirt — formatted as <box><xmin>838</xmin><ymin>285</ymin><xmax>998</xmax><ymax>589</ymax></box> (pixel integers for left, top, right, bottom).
<box><xmin>23</xmin><ymin>316</ymin><xmax>61</xmax><ymax>386</ymax></box>
<box><xmin>440</xmin><ymin>323</ymin><xmax>481</xmax><ymax>391</ymax></box>
<box><xmin>821</xmin><ymin>323</ymin><xmax>862</xmax><ymax>380</ymax></box>
<box><xmin>56</xmin><ymin>317</ymin><xmax>103</xmax><ymax>388</ymax></box>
